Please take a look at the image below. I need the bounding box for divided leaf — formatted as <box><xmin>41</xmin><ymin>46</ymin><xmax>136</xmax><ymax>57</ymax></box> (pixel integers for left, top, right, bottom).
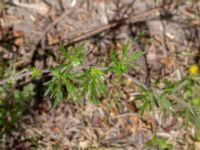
<box><xmin>31</xmin><ymin>67</ymin><xmax>42</xmax><ymax>78</ymax></box>
<box><xmin>126</xmin><ymin>51</ymin><xmax>145</xmax><ymax>63</ymax></box>
<box><xmin>122</xmin><ymin>41</ymin><xmax>129</xmax><ymax>60</ymax></box>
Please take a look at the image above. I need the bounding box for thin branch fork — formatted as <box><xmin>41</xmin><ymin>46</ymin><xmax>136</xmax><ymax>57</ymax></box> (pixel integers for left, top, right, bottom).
<box><xmin>0</xmin><ymin>69</ymin><xmax>49</xmax><ymax>85</ymax></box>
<box><xmin>0</xmin><ymin>65</ymin><xmax>95</xmax><ymax>85</ymax></box>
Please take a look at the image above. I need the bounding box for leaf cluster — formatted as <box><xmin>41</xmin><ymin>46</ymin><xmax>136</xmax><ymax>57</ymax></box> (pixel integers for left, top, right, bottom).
<box><xmin>145</xmin><ymin>135</ymin><xmax>173</xmax><ymax>150</ymax></box>
<box><xmin>0</xmin><ymin>83</ymin><xmax>35</xmax><ymax>135</ymax></box>
<box><xmin>109</xmin><ymin>42</ymin><xmax>144</xmax><ymax>77</ymax></box>
<box><xmin>137</xmin><ymin>75</ymin><xmax>200</xmax><ymax>141</ymax></box>
<box><xmin>44</xmin><ymin>42</ymin><xmax>144</xmax><ymax>107</ymax></box>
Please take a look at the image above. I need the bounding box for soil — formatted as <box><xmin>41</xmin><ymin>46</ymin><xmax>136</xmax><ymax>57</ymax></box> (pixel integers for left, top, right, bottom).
<box><xmin>0</xmin><ymin>0</ymin><xmax>200</xmax><ymax>149</ymax></box>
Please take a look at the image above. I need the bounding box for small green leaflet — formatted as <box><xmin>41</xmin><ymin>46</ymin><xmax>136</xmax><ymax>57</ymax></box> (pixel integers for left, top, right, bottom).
<box><xmin>110</xmin><ymin>51</ymin><xmax>119</xmax><ymax>66</ymax></box>
<box><xmin>31</xmin><ymin>68</ymin><xmax>42</xmax><ymax>78</ymax></box>
<box><xmin>161</xmin><ymin>95</ymin><xmax>170</xmax><ymax>109</ymax></box>
<box><xmin>91</xmin><ymin>79</ymin><xmax>99</xmax><ymax>104</ymax></box>
<box><xmin>59</xmin><ymin>44</ymin><xmax>69</xmax><ymax>59</ymax></box>
<box><xmin>140</xmin><ymin>99</ymin><xmax>150</xmax><ymax>116</ymax></box>
<box><xmin>153</xmin><ymin>94</ymin><xmax>159</xmax><ymax>108</ymax></box>
<box><xmin>126</xmin><ymin>51</ymin><xmax>145</xmax><ymax>63</ymax></box>
<box><xmin>122</xmin><ymin>41</ymin><xmax>129</xmax><ymax>60</ymax></box>
<box><xmin>63</xmin><ymin>77</ymin><xmax>80</xmax><ymax>102</ymax></box>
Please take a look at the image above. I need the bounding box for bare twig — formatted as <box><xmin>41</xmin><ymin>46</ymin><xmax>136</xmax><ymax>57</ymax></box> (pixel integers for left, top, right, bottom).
<box><xmin>25</xmin><ymin>9</ymin><xmax>73</xmax><ymax>65</ymax></box>
<box><xmin>0</xmin><ymin>69</ymin><xmax>50</xmax><ymax>85</ymax></box>
<box><xmin>62</xmin><ymin>7</ymin><xmax>162</xmax><ymax>47</ymax></box>
<box><xmin>0</xmin><ymin>65</ymin><xmax>97</xmax><ymax>85</ymax></box>
<box><xmin>0</xmin><ymin>7</ymin><xmax>163</xmax><ymax>85</ymax></box>
<box><xmin>112</xmin><ymin>112</ymin><xmax>139</xmax><ymax>118</ymax></box>
<box><xmin>19</xmin><ymin>6</ymin><xmax>162</xmax><ymax>67</ymax></box>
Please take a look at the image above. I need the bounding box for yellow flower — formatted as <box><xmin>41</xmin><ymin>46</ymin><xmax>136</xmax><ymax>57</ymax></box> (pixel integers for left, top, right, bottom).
<box><xmin>189</xmin><ymin>64</ymin><xmax>199</xmax><ymax>75</ymax></box>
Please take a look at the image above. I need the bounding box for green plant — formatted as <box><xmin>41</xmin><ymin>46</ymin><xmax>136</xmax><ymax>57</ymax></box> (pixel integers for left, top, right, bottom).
<box><xmin>0</xmin><ymin>83</ymin><xmax>35</xmax><ymax>135</ymax></box>
<box><xmin>137</xmin><ymin>85</ymin><xmax>159</xmax><ymax>116</ymax></box>
<box><xmin>145</xmin><ymin>135</ymin><xmax>173</xmax><ymax>150</ymax></box>
<box><xmin>109</xmin><ymin>42</ymin><xmax>144</xmax><ymax>77</ymax></box>
<box><xmin>0</xmin><ymin>39</ymin><xmax>199</xmax><ymax>149</ymax></box>
<box><xmin>137</xmin><ymin>80</ymin><xmax>177</xmax><ymax>117</ymax></box>
<box><xmin>44</xmin><ymin>42</ymin><xmax>144</xmax><ymax>107</ymax></box>
<box><xmin>137</xmin><ymin>74</ymin><xmax>200</xmax><ymax>143</ymax></box>
<box><xmin>0</xmin><ymin>41</ymin><xmax>144</xmax><ymax>142</ymax></box>
<box><xmin>180</xmin><ymin>75</ymin><xmax>200</xmax><ymax>141</ymax></box>
<box><xmin>161</xmin><ymin>75</ymin><xmax>200</xmax><ymax>132</ymax></box>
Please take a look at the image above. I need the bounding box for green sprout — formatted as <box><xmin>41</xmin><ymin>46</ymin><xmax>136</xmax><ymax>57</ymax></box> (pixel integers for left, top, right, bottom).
<box><xmin>109</xmin><ymin>41</ymin><xmax>144</xmax><ymax>77</ymax></box>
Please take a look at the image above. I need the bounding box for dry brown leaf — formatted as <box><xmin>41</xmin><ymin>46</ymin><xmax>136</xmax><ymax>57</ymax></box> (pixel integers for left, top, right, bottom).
<box><xmin>12</xmin><ymin>0</ymin><xmax>50</xmax><ymax>16</ymax></box>
<box><xmin>14</xmin><ymin>37</ymin><xmax>24</xmax><ymax>46</ymax></box>
<box><xmin>47</xmin><ymin>34</ymin><xmax>60</xmax><ymax>45</ymax></box>
<box><xmin>95</xmin><ymin>128</ymin><xmax>105</xmax><ymax>138</ymax></box>
<box><xmin>78</xmin><ymin>140</ymin><xmax>90</xmax><ymax>149</ymax></box>
<box><xmin>128</xmin><ymin>115</ymin><xmax>139</xmax><ymax>135</ymax></box>
<box><xmin>162</xmin><ymin>56</ymin><xmax>175</xmax><ymax>68</ymax></box>
<box><xmin>49</xmin><ymin>139</ymin><xmax>58</xmax><ymax>146</ymax></box>
<box><xmin>194</xmin><ymin>142</ymin><xmax>200</xmax><ymax>150</ymax></box>
<box><xmin>109</xmin><ymin>107</ymin><xmax>118</xmax><ymax>117</ymax></box>
<box><xmin>51</xmin><ymin>126</ymin><xmax>60</xmax><ymax>133</ymax></box>
<box><xmin>13</xmin><ymin>31</ymin><xmax>23</xmax><ymax>38</ymax></box>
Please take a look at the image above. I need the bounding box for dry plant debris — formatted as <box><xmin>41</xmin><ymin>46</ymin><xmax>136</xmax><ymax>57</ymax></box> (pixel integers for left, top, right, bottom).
<box><xmin>0</xmin><ymin>0</ymin><xmax>200</xmax><ymax>149</ymax></box>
